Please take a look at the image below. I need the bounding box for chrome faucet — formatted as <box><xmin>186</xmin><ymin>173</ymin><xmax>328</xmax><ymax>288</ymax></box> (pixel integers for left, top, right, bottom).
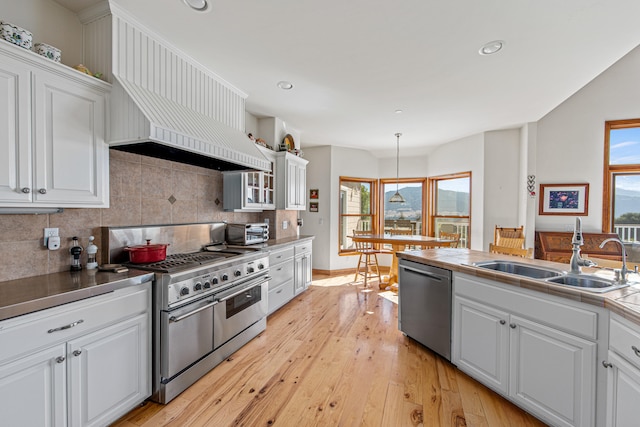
<box><xmin>569</xmin><ymin>217</ymin><xmax>596</xmax><ymax>273</ymax></box>
<box><xmin>599</xmin><ymin>237</ymin><xmax>629</xmax><ymax>284</ymax></box>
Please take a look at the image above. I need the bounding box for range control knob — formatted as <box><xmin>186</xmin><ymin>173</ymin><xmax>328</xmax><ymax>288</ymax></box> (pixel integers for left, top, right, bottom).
<box><xmin>221</xmin><ymin>274</ymin><xmax>229</xmax><ymax>281</ymax></box>
<box><xmin>257</xmin><ymin>263</ymin><xmax>265</xmax><ymax>270</ymax></box>
<box><xmin>247</xmin><ymin>267</ymin><xmax>255</xmax><ymax>274</ymax></box>
<box><xmin>203</xmin><ymin>281</ymin><xmax>211</xmax><ymax>289</ymax></box>
<box><xmin>212</xmin><ymin>277</ymin><xmax>219</xmax><ymax>285</ymax></box>
<box><xmin>179</xmin><ymin>287</ymin><xmax>190</xmax><ymax>296</ymax></box>
<box><xmin>234</xmin><ymin>270</ymin><xmax>242</xmax><ymax>277</ymax></box>
<box><xmin>194</xmin><ymin>282</ymin><xmax>203</xmax><ymax>291</ymax></box>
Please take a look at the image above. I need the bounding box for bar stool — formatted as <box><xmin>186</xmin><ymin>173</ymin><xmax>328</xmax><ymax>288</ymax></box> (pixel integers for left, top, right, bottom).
<box><xmin>352</xmin><ymin>230</ymin><xmax>381</xmax><ymax>289</ymax></box>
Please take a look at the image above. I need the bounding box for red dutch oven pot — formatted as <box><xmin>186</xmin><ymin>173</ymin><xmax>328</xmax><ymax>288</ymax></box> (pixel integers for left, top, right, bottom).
<box><xmin>124</xmin><ymin>239</ymin><xmax>169</xmax><ymax>263</ymax></box>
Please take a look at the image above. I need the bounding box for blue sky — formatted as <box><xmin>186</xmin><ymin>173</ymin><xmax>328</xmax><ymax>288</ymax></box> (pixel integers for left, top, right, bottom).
<box><xmin>610</xmin><ymin>127</ymin><xmax>640</xmax><ymax>165</ymax></box>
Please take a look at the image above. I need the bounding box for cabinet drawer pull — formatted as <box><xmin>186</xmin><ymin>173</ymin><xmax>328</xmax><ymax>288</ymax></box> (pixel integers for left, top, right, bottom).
<box><xmin>632</xmin><ymin>345</ymin><xmax>640</xmax><ymax>357</ymax></box>
<box><xmin>602</xmin><ymin>360</ymin><xmax>613</xmax><ymax>368</ymax></box>
<box><xmin>499</xmin><ymin>320</ymin><xmax>506</xmax><ymax>325</ymax></box>
<box><xmin>56</xmin><ymin>356</ymin><xmax>65</xmax><ymax>364</ymax></box>
<box><xmin>509</xmin><ymin>323</ymin><xmax>517</xmax><ymax>329</ymax></box>
<box><xmin>21</xmin><ymin>187</ymin><xmax>30</xmax><ymax>194</ymax></box>
<box><xmin>48</xmin><ymin>319</ymin><xmax>84</xmax><ymax>333</ymax></box>
<box><xmin>38</xmin><ymin>188</ymin><xmax>47</xmax><ymax>194</ymax></box>
<box><xmin>73</xmin><ymin>350</ymin><xmax>82</xmax><ymax>357</ymax></box>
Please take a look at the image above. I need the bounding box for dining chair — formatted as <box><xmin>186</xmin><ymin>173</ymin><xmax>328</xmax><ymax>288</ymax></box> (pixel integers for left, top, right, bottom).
<box><xmin>352</xmin><ymin>230</ymin><xmax>382</xmax><ymax>288</ymax></box>
<box><xmin>489</xmin><ymin>243</ymin><xmax>533</xmax><ymax>258</ymax></box>
<box><xmin>439</xmin><ymin>231</ymin><xmax>460</xmax><ymax>248</ymax></box>
<box><xmin>494</xmin><ymin>225</ymin><xmax>525</xmax><ymax>249</ymax></box>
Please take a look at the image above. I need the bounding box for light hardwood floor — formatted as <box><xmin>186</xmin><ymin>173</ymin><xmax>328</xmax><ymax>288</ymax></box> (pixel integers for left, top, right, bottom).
<box><xmin>111</xmin><ymin>274</ymin><xmax>548</xmax><ymax>427</ymax></box>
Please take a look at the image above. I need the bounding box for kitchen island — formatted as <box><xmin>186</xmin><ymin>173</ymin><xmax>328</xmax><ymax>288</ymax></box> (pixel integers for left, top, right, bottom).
<box><xmin>397</xmin><ymin>248</ymin><xmax>640</xmax><ymax>427</ymax></box>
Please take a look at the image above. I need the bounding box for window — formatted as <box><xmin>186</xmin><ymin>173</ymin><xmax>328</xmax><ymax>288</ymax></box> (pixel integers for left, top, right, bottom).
<box><xmin>339</xmin><ymin>177</ymin><xmax>377</xmax><ymax>253</ymax></box>
<box><xmin>380</xmin><ymin>178</ymin><xmax>426</xmax><ymax>236</ymax></box>
<box><xmin>429</xmin><ymin>172</ymin><xmax>471</xmax><ymax>248</ymax></box>
<box><xmin>603</xmin><ymin>119</ymin><xmax>640</xmax><ymax>241</ymax></box>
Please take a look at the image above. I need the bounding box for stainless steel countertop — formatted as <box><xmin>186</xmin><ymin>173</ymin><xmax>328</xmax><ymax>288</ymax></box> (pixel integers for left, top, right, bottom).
<box><xmin>0</xmin><ymin>235</ymin><xmax>314</xmax><ymax>322</ymax></box>
<box><xmin>0</xmin><ymin>268</ymin><xmax>154</xmax><ymax>322</ymax></box>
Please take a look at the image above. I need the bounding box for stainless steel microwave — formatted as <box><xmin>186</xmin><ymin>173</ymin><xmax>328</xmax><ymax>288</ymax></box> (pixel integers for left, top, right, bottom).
<box><xmin>225</xmin><ymin>223</ymin><xmax>269</xmax><ymax>245</ymax></box>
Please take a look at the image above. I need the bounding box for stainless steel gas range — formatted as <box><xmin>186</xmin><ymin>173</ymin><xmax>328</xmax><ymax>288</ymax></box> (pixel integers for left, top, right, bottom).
<box><xmin>103</xmin><ymin>223</ymin><xmax>270</xmax><ymax>404</ymax></box>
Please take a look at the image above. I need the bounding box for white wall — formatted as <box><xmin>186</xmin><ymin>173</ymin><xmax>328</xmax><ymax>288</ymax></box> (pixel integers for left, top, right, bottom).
<box><xmin>483</xmin><ymin>129</ymin><xmax>521</xmax><ymax>249</ymax></box>
<box><xmin>536</xmin><ymin>44</ymin><xmax>640</xmax><ymax>233</ymax></box>
<box><xmin>4</xmin><ymin>0</ymin><xmax>84</xmax><ymax>67</ymax></box>
<box><xmin>427</xmin><ymin>134</ymin><xmax>486</xmax><ymax>250</ymax></box>
<box><xmin>300</xmin><ymin>146</ymin><xmax>332</xmax><ymax>270</ymax></box>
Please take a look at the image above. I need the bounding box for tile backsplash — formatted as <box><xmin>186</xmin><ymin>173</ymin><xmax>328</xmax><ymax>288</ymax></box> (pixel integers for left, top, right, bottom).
<box><xmin>0</xmin><ymin>150</ymin><xmax>299</xmax><ymax>282</ymax></box>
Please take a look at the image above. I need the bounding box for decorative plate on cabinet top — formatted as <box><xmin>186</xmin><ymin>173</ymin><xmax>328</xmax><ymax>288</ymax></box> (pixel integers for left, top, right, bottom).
<box><xmin>283</xmin><ymin>134</ymin><xmax>294</xmax><ymax>151</ymax></box>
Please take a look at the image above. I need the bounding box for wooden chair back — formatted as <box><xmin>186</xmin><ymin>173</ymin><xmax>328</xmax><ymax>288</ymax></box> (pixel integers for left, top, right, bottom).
<box><xmin>439</xmin><ymin>231</ymin><xmax>460</xmax><ymax>248</ymax></box>
<box><xmin>388</xmin><ymin>228</ymin><xmax>413</xmax><ymax>236</ymax></box>
<box><xmin>494</xmin><ymin>225</ymin><xmax>525</xmax><ymax>248</ymax></box>
<box><xmin>489</xmin><ymin>243</ymin><xmax>533</xmax><ymax>258</ymax></box>
<box><xmin>352</xmin><ymin>230</ymin><xmax>377</xmax><ymax>252</ymax></box>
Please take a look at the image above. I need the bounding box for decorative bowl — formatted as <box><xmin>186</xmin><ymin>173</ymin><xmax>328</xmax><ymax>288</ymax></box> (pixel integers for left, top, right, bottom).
<box><xmin>34</xmin><ymin>42</ymin><xmax>61</xmax><ymax>62</ymax></box>
<box><xmin>0</xmin><ymin>21</ymin><xmax>32</xmax><ymax>50</ymax></box>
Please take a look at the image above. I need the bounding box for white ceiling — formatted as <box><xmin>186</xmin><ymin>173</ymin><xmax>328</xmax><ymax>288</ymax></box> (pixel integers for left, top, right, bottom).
<box><xmin>59</xmin><ymin>0</ymin><xmax>640</xmax><ymax>157</ymax></box>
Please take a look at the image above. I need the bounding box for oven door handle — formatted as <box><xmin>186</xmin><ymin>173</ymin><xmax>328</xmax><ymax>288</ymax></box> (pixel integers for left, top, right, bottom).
<box><xmin>169</xmin><ymin>300</ymin><xmax>217</xmax><ymax>323</ymax></box>
<box><xmin>215</xmin><ymin>276</ymin><xmax>271</xmax><ymax>303</ymax></box>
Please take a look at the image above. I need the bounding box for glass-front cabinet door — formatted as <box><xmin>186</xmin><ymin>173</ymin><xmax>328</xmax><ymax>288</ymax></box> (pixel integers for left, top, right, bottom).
<box><xmin>245</xmin><ymin>171</ymin><xmax>263</xmax><ymax>209</ymax></box>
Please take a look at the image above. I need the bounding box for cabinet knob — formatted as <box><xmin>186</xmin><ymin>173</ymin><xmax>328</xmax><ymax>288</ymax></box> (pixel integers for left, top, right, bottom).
<box><xmin>499</xmin><ymin>320</ymin><xmax>506</xmax><ymax>325</ymax></box>
<box><xmin>21</xmin><ymin>187</ymin><xmax>30</xmax><ymax>194</ymax></box>
<box><xmin>38</xmin><ymin>188</ymin><xmax>47</xmax><ymax>194</ymax></box>
<box><xmin>73</xmin><ymin>350</ymin><xmax>82</xmax><ymax>357</ymax></box>
<box><xmin>602</xmin><ymin>360</ymin><xmax>613</xmax><ymax>368</ymax></box>
<box><xmin>509</xmin><ymin>323</ymin><xmax>517</xmax><ymax>329</ymax></box>
<box><xmin>632</xmin><ymin>345</ymin><xmax>640</xmax><ymax>358</ymax></box>
<box><xmin>56</xmin><ymin>356</ymin><xmax>66</xmax><ymax>364</ymax></box>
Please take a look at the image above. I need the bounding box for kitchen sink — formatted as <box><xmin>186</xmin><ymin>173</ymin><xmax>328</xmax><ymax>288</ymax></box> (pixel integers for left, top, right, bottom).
<box><xmin>472</xmin><ymin>260</ymin><xmax>565</xmax><ymax>279</ymax></box>
<box><xmin>545</xmin><ymin>274</ymin><xmax>629</xmax><ymax>293</ymax></box>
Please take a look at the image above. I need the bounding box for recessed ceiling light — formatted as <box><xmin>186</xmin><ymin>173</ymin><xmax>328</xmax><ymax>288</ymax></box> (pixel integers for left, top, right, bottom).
<box><xmin>395</xmin><ymin>109</ymin><xmax>403</xmax><ymax>114</ymax></box>
<box><xmin>277</xmin><ymin>81</ymin><xmax>294</xmax><ymax>90</ymax></box>
<box><xmin>182</xmin><ymin>0</ymin><xmax>210</xmax><ymax>12</ymax></box>
<box><xmin>479</xmin><ymin>40</ymin><xmax>505</xmax><ymax>55</ymax></box>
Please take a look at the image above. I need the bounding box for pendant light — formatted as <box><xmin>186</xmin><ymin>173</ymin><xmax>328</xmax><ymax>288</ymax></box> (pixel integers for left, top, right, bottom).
<box><xmin>389</xmin><ymin>133</ymin><xmax>406</xmax><ymax>203</ymax></box>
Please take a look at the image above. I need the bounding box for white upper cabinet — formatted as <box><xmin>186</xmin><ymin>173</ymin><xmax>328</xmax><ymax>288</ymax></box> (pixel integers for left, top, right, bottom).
<box><xmin>276</xmin><ymin>151</ymin><xmax>308</xmax><ymax>210</ymax></box>
<box><xmin>223</xmin><ymin>147</ymin><xmax>276</xmax><ymax>212</ymax></box>
<box><xmin>0</xmin><ymin>42</ymin><xmax>110</xmax><ymax>208</ymax></box>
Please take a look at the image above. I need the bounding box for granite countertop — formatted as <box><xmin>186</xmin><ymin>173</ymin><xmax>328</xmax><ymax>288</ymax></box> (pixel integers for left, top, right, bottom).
<box><xmin>0</xmin><ymin>268</ymin><xmax>155</xmax><ymax>322</ymax></box>
<box><xmin>397</xmin><ymin>248</ymin><xmax>640</xmax><ymax>325</ymax></box>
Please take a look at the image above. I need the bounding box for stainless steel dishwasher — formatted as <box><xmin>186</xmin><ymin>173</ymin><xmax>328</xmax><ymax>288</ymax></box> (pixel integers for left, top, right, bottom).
<box><xmin>398</xmin><ymin>258</ymin><xmax>452</xmax><ymax>361</ymax></box>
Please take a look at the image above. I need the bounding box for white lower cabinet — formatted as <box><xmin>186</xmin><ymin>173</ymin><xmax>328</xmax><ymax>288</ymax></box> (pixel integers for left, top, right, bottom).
<box><xmin>453</xmin><ymin>272</ymin><xmax>601</xmax><ymax>427</ymax></box>
<box><xmin>67</xmin><ymin>314</ymin><xmax>148</xmax><ymax>427</ymax></box>
<box><xmin>294</xmin><ymin>243</ymin><xmax>312</xmax><ymax>295</ymax></box>
<box><xmin>0</xmin><ymin>344</ymin><xmax>67</xmax><ymax>426</ymax></box>
<box><xmin>605</xmin><ymin>313</ymin><xmax>640</xmax><ymax>427</ymax></box>
<box><xmin>267</xmin><ymin>240</ymin><xmax>313</xmax><ymax>315</ymax></box>
<box><xmin>0</xmin><ymin>282</ymin><xmax>151</xmax><ymax>427</ymax></box>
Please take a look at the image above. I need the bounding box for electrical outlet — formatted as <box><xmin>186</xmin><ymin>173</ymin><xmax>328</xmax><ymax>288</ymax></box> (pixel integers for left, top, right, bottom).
<box><xmin>43</xmin><ymin>228</ymin><xmax>59</xmax><ymax>247</ymax></box>
<box><xmin>282</xmin><ymin>220</ymin><xmax>288</xmax><ymax>230</ymax></box>
<box><xmin>264</xmin><ymin>218</ymin><xmax>269</xmax><ymax>225</ymax></box>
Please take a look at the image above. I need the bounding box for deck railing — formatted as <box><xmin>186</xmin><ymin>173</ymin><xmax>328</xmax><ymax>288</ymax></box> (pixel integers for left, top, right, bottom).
<box><xmin>614</xmin><ymin>224</ymin><xmax>640</xmax><ymax>242</ymax></box>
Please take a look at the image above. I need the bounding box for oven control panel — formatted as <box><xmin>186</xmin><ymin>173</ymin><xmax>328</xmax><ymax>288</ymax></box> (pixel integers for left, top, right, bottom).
<box><xmin>166</xmin><ymin>255</ymin><xmax>269</xmax><ymax>307</ymax></box>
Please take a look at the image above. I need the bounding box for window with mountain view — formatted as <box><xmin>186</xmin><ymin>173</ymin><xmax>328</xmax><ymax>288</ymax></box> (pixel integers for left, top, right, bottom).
<box><xmin>603</xmin><ymin>119</ymin><xmax>640</xmax><ymax>242</ymax></box>
<box><xmin>381</xmin><ymin>179</ymin><xmax>426</xmax><ymax>235</ymax></box>
<box><xmin>339</xmin><ymin>177</ymin><xmax>377</xmax><ymax>253</ymax></box>
<box><xmin>429</xmin><ymin>173</ymin><xmax>471</xmax><ymax>248</ymax></box>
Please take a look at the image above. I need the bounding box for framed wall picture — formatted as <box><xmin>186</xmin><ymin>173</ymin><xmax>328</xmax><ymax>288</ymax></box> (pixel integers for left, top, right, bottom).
<box><xmin>539</xmin><ymin>183</ymin><xmax>589</xmax><ymax>216</ymax></box>
<box><xmin>310</xmin><ymin>189</ymin><xmax>319</xmax><ymax>199</ymax></box>
<box><xmin>309</xmin><ymin>202</ymin><xmax>318</xmax><ymax>212</ymax></box>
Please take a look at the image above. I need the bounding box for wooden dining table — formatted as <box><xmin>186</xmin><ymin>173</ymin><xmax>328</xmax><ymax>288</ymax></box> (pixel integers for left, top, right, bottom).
<box><xmin>350</xmin><ymin>234</ymin><xmax>456</xmax><ymax>290</ymax></box>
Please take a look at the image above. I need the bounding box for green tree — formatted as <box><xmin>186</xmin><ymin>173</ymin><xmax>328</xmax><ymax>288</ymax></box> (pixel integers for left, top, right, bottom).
<box><xmin>360</xmin><ymin>185</ymin><xmax>370</xmax><ymax>216</ymax></box>
<box><xmin>615</xmin><ymin>212</ymin><xmax>640</xmax><ymax>224</ymax></box>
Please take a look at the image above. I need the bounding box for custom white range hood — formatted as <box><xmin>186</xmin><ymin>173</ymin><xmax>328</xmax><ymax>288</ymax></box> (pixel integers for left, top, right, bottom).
<box><xmin>106</xmin><ymin>4</ymin><xmax>269</xmax><ymax>171</ymax></box>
